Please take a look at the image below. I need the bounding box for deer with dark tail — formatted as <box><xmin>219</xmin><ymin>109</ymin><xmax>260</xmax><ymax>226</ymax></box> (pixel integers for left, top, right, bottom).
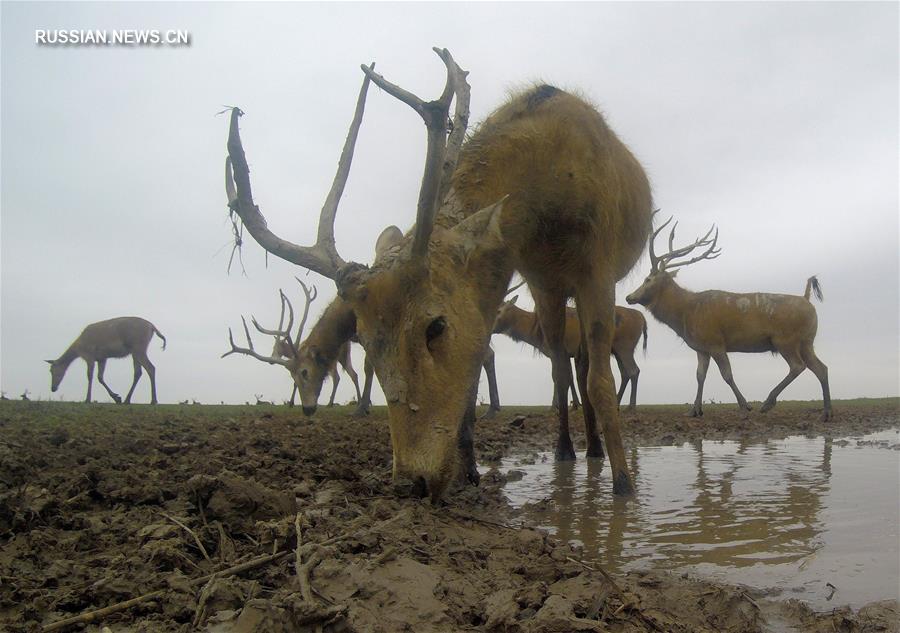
<box><xmin>626</xmin><ymin>213</ymin><xmax>831</xmax><ymax>421</ymax></box>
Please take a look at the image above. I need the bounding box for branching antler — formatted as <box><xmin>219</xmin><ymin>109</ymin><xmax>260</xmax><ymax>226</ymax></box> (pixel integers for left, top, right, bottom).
<box><xmin>293</xmin><ymin>277</ymin><xmax>318</xmax><ymax>344</ymax></box>
<box><xmin>649</xmin><ymin>210</ymin><xmax>721</xmax><ymax>272</ymax></box>
<box><xmin>362</xmin><ymin>48</ymin><xmax>470</xmax><ymax>259</ymax></box>
<box><xmin>221</xmin><ymin>316</ymin><xmax>293</xmax><ymax>367</ymax></box>
<box><xmin>224</xmin><ymin>65</ymin><xmax>375</xmax><ymax>280</ymax></box>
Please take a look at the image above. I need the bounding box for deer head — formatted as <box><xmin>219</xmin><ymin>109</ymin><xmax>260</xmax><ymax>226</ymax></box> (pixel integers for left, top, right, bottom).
<box><xmin>626</xmin><ymin>211</ymin><xmax>720</xmax><ymax>307</ymax></box>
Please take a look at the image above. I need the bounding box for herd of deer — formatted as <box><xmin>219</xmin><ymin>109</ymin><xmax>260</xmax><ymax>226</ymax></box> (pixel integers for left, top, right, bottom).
<box><xmin>43</xmin><ymin>48</ymin><xmax>831</xmax><ymax>500</ymax></box>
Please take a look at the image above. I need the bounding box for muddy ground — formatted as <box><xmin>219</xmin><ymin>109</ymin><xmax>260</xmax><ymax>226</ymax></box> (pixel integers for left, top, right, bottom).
<box><xmin>1</xmin><ymin>398</ymin><xmax>897</xmax><ymax>633</ymax></box>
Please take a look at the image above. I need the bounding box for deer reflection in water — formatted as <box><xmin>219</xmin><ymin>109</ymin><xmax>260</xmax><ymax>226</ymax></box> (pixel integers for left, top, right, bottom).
<box><xmin>511</xmin><ymin>436</ymin><xmax>833</xmax><ymax>574</ymax></box>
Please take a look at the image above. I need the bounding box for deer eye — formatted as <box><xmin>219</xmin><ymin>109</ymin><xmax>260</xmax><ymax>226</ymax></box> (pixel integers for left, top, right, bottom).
<box><xmin>314</xmin><ymin>352</ymin><xmax>328</xmax><ymax>368</ymax></box>
<box><xmin>426</xmin><ymin>317</ymin><xmax>447</xmax><ymax>346</ymax></box>
<box><xmin>301</xmin><ymin>369</ymin><xmax>309</xmax><ymax>380</ymax></box>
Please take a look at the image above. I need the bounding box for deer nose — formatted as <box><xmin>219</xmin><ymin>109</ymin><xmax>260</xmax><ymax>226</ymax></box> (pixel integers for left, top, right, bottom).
<box><xmin>625</xmin><ymin>292</ymin><xmax>638</xmax><ymax>304</ymax></box>
<box><xmin>302</xmin><ymin>405</ymin><xmax>317</xmax><ymax>417</ymax></box>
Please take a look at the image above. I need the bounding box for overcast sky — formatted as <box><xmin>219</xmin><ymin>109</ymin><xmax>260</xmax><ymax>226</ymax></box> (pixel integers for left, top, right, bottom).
<box><xmin>2</xmin><ymin>2</ymin><xmax>897</xmax><ymax>409</ymax></box>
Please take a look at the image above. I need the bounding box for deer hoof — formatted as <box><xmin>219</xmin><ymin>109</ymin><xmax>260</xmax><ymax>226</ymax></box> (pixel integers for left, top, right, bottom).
<box><xmin>760</xmin><ymin>400</ymin><xmax>775</xmax><ymax>413</ymax></box>
<box><xmin>820</xmin><ymin>410</ymin><xmax>833</xmax><ymax>423</ymax></box>
<box><xmin>480</xmin><ymin>407</ymin><xmax>499</xmax><ymax>420</ymax></box>
<box><xmin>112</xmin><ymin>395</ymin><xmax>122</xmax><ymax>404</ymax></box>
<box><xmin>586</xmin><ymin>445</ymin><xmax>605</xmax><ymax>459</ymax></box>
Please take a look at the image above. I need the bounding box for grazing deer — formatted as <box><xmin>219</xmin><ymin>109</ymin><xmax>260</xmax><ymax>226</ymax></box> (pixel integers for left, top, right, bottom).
<box><xmin>625</xmin><ymin>215</ymin><xmax>831</xmax><ymax>421</ymax></box>
<box><xmin>494</xmin><ymin>299</ymin><xmax>648</xmax><ymax>412</ymax></box>
<box><xmin>222</xmin><ymin>279</ymin><xmax>362</xmax><ymax>412</ymax></box>
<box><xmin>46</xmin><ymin>317</ymin><xmax>166</xmax><ymax>404</ymax></box>
<box><xmin>225</xmin><ymin>48</ymin><xmax>652</xmax><ymax>498</ymax></box>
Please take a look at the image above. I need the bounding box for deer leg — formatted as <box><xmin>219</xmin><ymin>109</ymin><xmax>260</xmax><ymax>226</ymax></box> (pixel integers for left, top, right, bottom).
<box><xmin>534</xmin><ymin>290</ymin><xmax>576</xmax><ymax>461</ymax></box>
<box><xmin>340</xmin><ymin>357</ymin><xmax>363</xmax><ymax>403</ymax></box>
<box><xmin>620</xmin><ymin>353</ymin><xmax>640</xmax><ymax>412</ymax></box>
<box><xmin>711</xmin><ymin>352</ymin><xmax>751</xmax><ymax>411</ymax></box>
<box><xmin>351</xmin><ymin>355</ymin><xmax>374</xmax><ymax>417</ymax></box>
<box><xmin>575</xmin><ymin>283</ymin><xmax>632</xmax><ymax>494</ymax></box>
<box><xmin>96</xmin><ymin>359</ymin><xmax>122</xmax><ymax>404</ymax></box>
<box><xmin>84</xmin><ymin>360</ymin><xmax>95</xmax><ymax>403</ymax></box>
<box><xmin>761</xmin><ymin>348</ymin><xmax>805</xmax><ymax>414</ymax></box>
<box><xmin>481</xmin><ymin>346</ymin><xmax>501</xmax><ymax>419</ymax></box>
<box><xmin>288</xmin><ymin>384</ymin><xmax>298</xmax><ymax>407</ymax></box>
<box><xmin>124</xmin><ymin>356</ymin><xmax>143</xmax><ymax>404</ymax></box>
<box><xmin>613</xmin><ymin>352</ymin><xmax>628</xmax><ymax>406</ymax></box>
<box><xmin>327</xmin><ymin>367</ymin><xmax>340</xmax><ymax>407</ymax></box>
<box><xmin>136</xmin><ymin>353</ymin><xmax>157</xmax><ymax>405</ymax></box>
<box><xmin>800</xmin><ymin>343</ymin><xmax>832</xmax><ymax>421</ymax></box>
<box><xmin>575</xmin><ymin>344</ymin><xmax>603</xmax><ymax>459</ymax></box>
<box><xmin>568</xmin><ymin>359</ymin><xmax>581</xmax><ymax>410</ymax></box>
<box><xmin>689</xmin><ymin>352</ymin><xmax>710</xmax><ymax>417</ymax></box>
<box><xmin>457</xmin><ymin>384</ymin><xmax>480</xmax><ymax>486</ymax></box>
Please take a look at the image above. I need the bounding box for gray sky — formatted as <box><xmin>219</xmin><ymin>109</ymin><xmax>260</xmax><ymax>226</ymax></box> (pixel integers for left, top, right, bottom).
<box><xmin>2</xmin><ymin>2</ymin><xmax>897</xmax><ymax>407</ymax></box>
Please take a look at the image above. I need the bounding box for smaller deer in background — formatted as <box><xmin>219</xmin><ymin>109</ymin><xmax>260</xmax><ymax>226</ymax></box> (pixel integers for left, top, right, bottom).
<box><xmin>46</xmin><ymin>317</ymin><xmax>166</xmax><ymax>404</ymax></box>
<box><xmin>625</xmin><ymin>214</ymin><xmax>831</xmax><ymax>421</ymax></box>
<box><xmin>494</xmin><ymin>299</ymin><xmax>648</xmax><ymax>411</ymax></box>
<box><xmin>222</xmin><ymin>280</ymin><xmax>363</xmax><ymax>414</ymax></box>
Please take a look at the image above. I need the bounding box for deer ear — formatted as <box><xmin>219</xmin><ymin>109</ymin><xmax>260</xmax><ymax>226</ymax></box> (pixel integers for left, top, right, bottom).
<box><xmin>670</xmin><ymin>270</ymin><xmax>679</xmax><ymax>279</ymax></box>
<box><xmin>45</xmin><ymin>359</ymin><xmax>54</xmax><ymax>365</ymax></box>
<box><xmin>509</xmin><ymin>295</ymin><xmax>519</xmax><ymax>305</ymax></box>
<box><xmin>451</xmin><ymin>195</ymin><xmax>508</xmax><ymax>263</ymax></box>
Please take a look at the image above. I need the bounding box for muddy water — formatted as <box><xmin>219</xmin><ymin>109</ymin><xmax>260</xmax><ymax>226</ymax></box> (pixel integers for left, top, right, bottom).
<box><xmin>497</xmin><ymin>429</ymin><xmax>900</xmax><ymax>610</ymax></box>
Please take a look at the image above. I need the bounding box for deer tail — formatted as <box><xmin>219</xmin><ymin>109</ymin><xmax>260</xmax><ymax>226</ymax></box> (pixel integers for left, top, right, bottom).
<box><xmin>804</xmin><ymin>276</ymin><xmax>824</xmax><ymax>303</ymax></box>
<box><xmin>153</xmin><ymin>325</ymin><xmax>167</xmax><ymax>350</ymax></box>
<box><xmin>641</xmin><ymin>315</ymin><xmax>648</xmax><ymax>356</ymax></box>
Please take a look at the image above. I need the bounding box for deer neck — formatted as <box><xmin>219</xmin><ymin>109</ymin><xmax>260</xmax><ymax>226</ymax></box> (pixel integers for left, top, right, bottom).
<box><xmin>647</xmin><ymin>279</ymin><xmax>696</xmax><ymax>338</ymax></box>
<box><xmin>504</xmin><ymin>307</ymin><xmax>544</xmax><ymax>350</ymax></box>
<box><xmin>56</xmin><ymin>344</ymin><xmax>81</xmax><ymax>367</ymax></box>
<box><xmin>310</xmin><ymin>299</ymin><xmax>358</xmax><ymax>358</ymax></box>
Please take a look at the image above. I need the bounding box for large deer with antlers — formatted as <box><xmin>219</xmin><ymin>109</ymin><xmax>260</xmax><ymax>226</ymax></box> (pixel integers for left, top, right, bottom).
<box><xmin>495</xmin><ymin>299</ymin><xmax>648</xmax><ymax>411</ymax></box>
<box><xmin>225</xmin><ymin>48</ymin><xmax>652</xmax><ymax>498</ymax></box>
<box><xmin>46</xmin><ymin>317</ymin><xmax>166</xmax><ymax>404</ymax></box>
<box><xmin>625</xmin><ymin>215</ymin><xmax>832</xmax><ymax>421</ymax></box>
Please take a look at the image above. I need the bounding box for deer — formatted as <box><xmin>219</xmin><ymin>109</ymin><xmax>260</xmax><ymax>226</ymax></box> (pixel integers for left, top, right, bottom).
<box><xmin>494</xmin><ymin>299</ymin><xmax>648</xmax><ymax>411</ymax></box>
<box><xmin>625</xmin><ymin>214</ymin><xmax>832</xmax><ymax>421</ymax></box>
<box><xmin>222</xmin><ymin>279</ymin><xmax>363</xmax><ymax>411</ymax></box>
<box><xmin>224</xmin><ymin>48</ymin><xmax>653</xmax><ymax>499</ymax></box>
<box><xmin>46</xmin><ymin>316</ymin><xmax>166</xmax><ymax>404</ymax></box>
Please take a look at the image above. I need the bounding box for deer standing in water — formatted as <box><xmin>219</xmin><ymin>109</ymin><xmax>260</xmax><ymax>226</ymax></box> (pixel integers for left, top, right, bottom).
<box><xmin>625</xmin><ymin>215</ymin><xmax>831</xmax><ymax>421</ymax></box>
<box><xmin>225</xmin><ymin>48</ymin><xmax>652</xmax><ymax>498</ymax></box>
<box><xmin>494</xmin><ymin>299</ymin><xmax>648</xmax><ymax>411</ymax></box>
<box><xmin>46</xmin><ymin>317</ymin><xmax>166</xmax><ymax>404</ymax></box>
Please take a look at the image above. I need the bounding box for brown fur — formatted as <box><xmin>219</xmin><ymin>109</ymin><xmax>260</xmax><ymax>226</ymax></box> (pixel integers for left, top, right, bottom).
<box><xmin>494</xmin><ymin>302</ymin><xmax>648</xmax><ymax>410</ymax></box>
<box><xmin>339</xmin><ymin>85</ymin><xmax>652</xmax><ymax>498</ymax></box>
<box><xmin>627</xmin><ymin>272</ymin><xmax>831</xmax><ymax>420</ymax></box>
<box><xmin>46</xmin><ymin>317</ymin><xmax>166</xmax><ymax>404</ymax></box>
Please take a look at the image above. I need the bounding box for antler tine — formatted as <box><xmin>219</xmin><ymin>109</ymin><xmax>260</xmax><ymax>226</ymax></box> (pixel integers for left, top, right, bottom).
<box><xmin>225</xmin><ymin>66</ymin><xmax>374</xmax><ymax>280</ymax></box>
<box><xmin>250</xmin><ymin>289</ymin><xmax>295</xmax><ymax>347</ymax></box>
<box><xmin>505</xmin><ymin>279</ymin><xmax>526</xmax><ymax>297</ymax></box>
<box><xmin>435</xmin><ymin>48</ymin><xmax>471</xmax><ymax>204</ymax></box>
<box><xmin>362</xmin><ymin>48</ymin><xmax>469</xmax><ymax>259</ymax></box>
<box><xmin>294</xmin><ymin>276</ymin><xmax>318</xmax><ymax>343</ymax></box>
<box><xmin>648</xmin><ymin>212</ymin><xmax>674</xmax><ymax>272</ymax></box>
<box><xmin>665</xmin><ymin>228</ymin><xmax>722</xmax><ymax>270</ymax></box>
<box><xmin>221</xmin><ymin>316</ymin><xmax>292</xmax><ymax>367</ymax></box>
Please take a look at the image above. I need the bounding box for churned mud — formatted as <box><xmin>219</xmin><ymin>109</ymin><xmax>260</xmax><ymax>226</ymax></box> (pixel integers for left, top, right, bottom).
<box><xmin>1</xmin><ymin>398</ymin><xmax>897</xmax><ymax>633</ymax></box>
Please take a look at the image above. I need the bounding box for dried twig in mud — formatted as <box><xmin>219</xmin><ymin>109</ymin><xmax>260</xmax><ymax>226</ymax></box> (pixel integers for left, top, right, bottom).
<box><xmin>565</xmin><ymin>556</ymin><xmax>625</xmax><ymax>598</ymax></box>
<box><xmin>43</xmin><ymin>512</ymin><xmax>401</xmax><ymax>631</ymax></box>
<box><xmin>445</xmin><ymin>508</ymin><xmax>518</xmax><ymax>530</ymax></box>
<box><xmin>41</xmin><ymin>550</ymin><xmax>291</xmax><ymax>632</ymax></box>
<box><xmin>160</xmin><ymin>511</ymin><xmax>212</xmax><ymax>564</ymax></box>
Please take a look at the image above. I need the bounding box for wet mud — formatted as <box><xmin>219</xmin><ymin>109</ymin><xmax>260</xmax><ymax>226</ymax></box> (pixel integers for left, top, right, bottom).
<box><xmin>1</xmin><ymin>398</ymin><xmax>896</xmax><ymax>632</ymax></box>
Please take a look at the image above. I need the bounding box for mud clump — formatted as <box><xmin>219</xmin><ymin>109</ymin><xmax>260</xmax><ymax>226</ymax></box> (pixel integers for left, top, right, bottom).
<box><xmin>0</xmin><ymin>399</ymin><xmax>896</xmax><ymax>633</ymax></box>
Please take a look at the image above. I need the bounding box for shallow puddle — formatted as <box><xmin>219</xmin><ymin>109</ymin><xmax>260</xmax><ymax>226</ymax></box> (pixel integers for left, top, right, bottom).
<box><xmin>495</xmin><ymin>429</ymin><xmax>900</xmax><ymax>610</ymax></box>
